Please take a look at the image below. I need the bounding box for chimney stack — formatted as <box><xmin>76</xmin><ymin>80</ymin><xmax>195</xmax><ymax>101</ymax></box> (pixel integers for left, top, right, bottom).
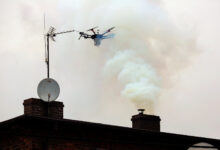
<box><xmin>131</xmin><ymin>109</ymin><xmax>161</xmax><ymax>132</ymax></box>
<box><xmin>23</xmin><ymin>98</ymin><xmax>64</xmax><ymax>119</ymax></box>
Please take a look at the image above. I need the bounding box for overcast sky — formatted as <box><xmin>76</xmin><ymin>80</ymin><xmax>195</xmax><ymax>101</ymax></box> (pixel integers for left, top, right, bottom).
<box><xmin>0</xmin><ymin>0</ymin><xmax>220</xmax><ymax>140</ymax></box>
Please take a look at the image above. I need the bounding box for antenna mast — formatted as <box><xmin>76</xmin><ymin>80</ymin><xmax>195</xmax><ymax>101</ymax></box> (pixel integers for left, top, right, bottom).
<box><xmin>46</xmin><ymin>34</ymin><xmax>50</xmax><ymax>78</ymax></box>
<box><xmin>45</xmin><ymin>27</ymin><xmax>75</xmax><ymax>78</ymax></box>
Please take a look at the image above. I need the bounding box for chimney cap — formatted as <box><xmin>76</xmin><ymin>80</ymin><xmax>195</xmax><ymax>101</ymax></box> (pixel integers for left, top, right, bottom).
<box><xmin>138</xmin><ymin>109</ymin><xmax>145</xmax><ymax>115</ymax></box>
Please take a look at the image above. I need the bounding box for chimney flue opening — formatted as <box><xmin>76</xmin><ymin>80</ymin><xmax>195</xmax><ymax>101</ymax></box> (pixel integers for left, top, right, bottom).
<box><xmin>137</xmin><ymin>109</ymin><xmax>145</xmax><ymax>115</ymax></box>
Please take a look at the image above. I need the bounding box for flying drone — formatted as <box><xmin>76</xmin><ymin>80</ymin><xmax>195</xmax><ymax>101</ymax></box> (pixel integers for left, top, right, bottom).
<box><xmin>78</xmin><ymin>27</ymin><xmax>115</xmax><ymax>46</ymax></box>
<box><xmin>47</xmin><ymin>26</ymin><xmax>115</xmax><ymax>46</ymax></box>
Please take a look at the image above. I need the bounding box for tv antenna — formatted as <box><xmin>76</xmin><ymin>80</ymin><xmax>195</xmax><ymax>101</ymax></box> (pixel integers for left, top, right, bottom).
<box><xmin>45</xmin><ymin>26</ymin><xmax>76</xmax><ymax>78</ymax></box>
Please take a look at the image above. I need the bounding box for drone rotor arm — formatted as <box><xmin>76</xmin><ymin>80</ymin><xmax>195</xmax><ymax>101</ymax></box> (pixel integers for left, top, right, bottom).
<box><xmin>102</xmin><ymin>27</ymin><xmax>115</xmax><ymax>35</ymax></box>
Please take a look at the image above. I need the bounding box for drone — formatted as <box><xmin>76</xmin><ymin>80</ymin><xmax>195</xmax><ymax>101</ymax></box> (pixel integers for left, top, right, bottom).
<box><xmin>78</xmin><ymin>27</ymin><xmax>115</xmax><ymax>46</ymax></box>
<box><xmin>47</xmin><ymin>26</ymin><xmax>115</xmax><ymax>46</ymax></box>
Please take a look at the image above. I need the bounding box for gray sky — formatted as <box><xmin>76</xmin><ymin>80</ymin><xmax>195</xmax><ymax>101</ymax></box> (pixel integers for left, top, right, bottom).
<box><xmin>0</xmin><ymin>0</ymin><xmax>220</xmax><ymax>140</ymax></box>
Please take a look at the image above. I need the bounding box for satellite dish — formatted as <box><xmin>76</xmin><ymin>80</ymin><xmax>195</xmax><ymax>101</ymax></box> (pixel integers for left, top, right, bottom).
<box><xmin>37</xmin><ymin>78</ymin><xmax>60</xmax><ymax>102</ymax></box>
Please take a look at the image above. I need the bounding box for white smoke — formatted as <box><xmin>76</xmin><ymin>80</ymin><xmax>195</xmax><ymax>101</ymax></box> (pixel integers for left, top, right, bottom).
<box><xmin>104</xmin><ymin>50</ymin><xmax>160</xmax><ymax>113</ymax></box>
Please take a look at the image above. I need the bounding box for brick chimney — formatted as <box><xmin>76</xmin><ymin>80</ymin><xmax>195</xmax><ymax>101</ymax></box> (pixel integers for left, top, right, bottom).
<box><xmin>23</xmin><ymin>98</ymin><xmax>64</xmax><ymax>119</ymax></box>
<box><xmin>131</xmin><ymin>109</ymin><xmax>161</xmax><ymax>132</ymax></box>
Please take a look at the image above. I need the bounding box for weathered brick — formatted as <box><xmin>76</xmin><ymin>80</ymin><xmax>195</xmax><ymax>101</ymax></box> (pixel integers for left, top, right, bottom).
<box><xmin>23</xmin><ymin>98</ymin><xmax>64</xmax><ymax>119</ymax></box>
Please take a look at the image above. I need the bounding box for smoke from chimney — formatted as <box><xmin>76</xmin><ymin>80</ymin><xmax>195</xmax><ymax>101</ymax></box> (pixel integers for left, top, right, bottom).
<box><xmin>104</xmin><ymin>50</ymin><xmax>160</xmax><ymax>113</ymax></box>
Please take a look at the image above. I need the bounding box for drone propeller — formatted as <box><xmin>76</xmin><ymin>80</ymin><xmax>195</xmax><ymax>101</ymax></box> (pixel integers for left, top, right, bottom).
<box><xmin>87</xmin><ymin>26</ymin><xmax>98</xmax><ymax>31</ymax></box>
<box><xmin>108</xmin><ymin>27</ymin><xmax>115</xmax><ymax>32</ymax></box>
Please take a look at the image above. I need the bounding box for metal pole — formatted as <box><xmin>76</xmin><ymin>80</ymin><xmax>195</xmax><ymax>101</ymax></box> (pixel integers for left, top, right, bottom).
<box><xmin>47</xmin><ymin>34</ymin><xmax>50</xmax><ymax>78</ymax></box>
<box><xmin>46</xmin><ymin>34</ymin><xmax>50</xmax><ymax>119</ymax></box>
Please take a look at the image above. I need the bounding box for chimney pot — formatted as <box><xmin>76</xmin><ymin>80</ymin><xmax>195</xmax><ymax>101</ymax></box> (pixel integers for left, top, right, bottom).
<box><xmin>131</xmin><ymin>109</ymin><xmax>161</xmax><ymax>132</ymax></box>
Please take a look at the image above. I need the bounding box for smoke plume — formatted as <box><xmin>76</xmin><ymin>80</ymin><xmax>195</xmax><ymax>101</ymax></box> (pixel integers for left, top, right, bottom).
<box><xmin>104</xmin><ymin>50</ymin><xmax>160</xmax><ymax>113</ymax></box>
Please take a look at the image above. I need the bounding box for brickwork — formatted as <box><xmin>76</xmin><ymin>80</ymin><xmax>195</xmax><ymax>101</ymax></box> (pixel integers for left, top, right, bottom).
<box><xmin>23</xmin><ymin>98</ymin><xmax>64</xmax><ymax>119</ymax></box>
<box><xmin>0</xmin><ymin>136</ymin><xmax>32</xmax><ymax>150</ymax></box>
<box><xmin>0</xmin><ymin>137</ymin><xmax>187</xmax><ymax>150</ymax></box>
<box><xmin>23</xmin><ymin>98</ymin><xmax>47</xmax><ymax>117</ymax></box>
<box><xmin>48</xmin><ymin>101</ymin><xmax>64</xmax><ymax>119</ymax></box>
